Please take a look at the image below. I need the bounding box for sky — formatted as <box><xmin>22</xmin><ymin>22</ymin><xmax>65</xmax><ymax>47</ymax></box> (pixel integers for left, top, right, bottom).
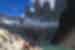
<box><xmin>0</xmin><ymin>0</ymin><xmax>64</xmax><ymax>16</ymax></box>
<box><xmin>0</xmin><ymin>0</ymin><xmax>31</xmax><ymax>16</ymax></box>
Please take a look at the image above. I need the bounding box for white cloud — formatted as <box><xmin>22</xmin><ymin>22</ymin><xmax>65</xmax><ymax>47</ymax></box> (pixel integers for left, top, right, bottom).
<box><xmin>48</xmin><ymin>0</ymin><xmax>56</xmax><ymax>11</ymax></box>
<box><xmin>39</xmin><ymin>0</ymin><xmax>56</xmax><ymax>10</ymax></box>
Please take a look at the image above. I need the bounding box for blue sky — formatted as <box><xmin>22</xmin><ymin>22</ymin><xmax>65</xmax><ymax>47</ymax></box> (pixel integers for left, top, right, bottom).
<box><xmin>0</xmin><ymin>0</ymin><xmax>31</xmax><ymax>16</ymax></box>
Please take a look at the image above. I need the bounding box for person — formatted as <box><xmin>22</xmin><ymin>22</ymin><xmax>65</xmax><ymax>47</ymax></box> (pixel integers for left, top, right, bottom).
<box><xmin>63</xmin><ymin>0</ymin><xmax>75</xmax><ymax>48</ymax></box>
